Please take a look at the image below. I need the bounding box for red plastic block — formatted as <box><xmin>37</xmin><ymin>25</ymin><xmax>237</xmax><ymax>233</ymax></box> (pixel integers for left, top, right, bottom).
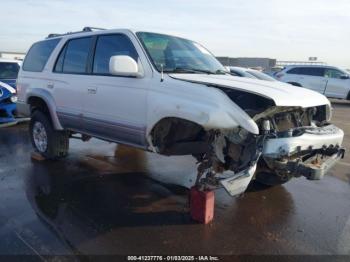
<box><xmin>190</xmin><ymin>186</ymin><xmax>215</xmax><ymax>224</ymax></box>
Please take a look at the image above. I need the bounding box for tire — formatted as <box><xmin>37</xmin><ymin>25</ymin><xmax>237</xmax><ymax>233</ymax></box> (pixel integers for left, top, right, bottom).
<box><xmin>29</xmin><ymin>110</ymin><xmax>69</xmax><ymax>159</ymax></box>
<box><xmin>254</xmin><ymin>172</ymin><xmax>292</xmax><ymax>186</ymax></box>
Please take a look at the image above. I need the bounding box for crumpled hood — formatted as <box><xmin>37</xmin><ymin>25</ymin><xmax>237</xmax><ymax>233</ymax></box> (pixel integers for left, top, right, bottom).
<box><xmin>169</xmin><ymin>74</ymin><xmax>330</xmax><ymax>108</ymax></box>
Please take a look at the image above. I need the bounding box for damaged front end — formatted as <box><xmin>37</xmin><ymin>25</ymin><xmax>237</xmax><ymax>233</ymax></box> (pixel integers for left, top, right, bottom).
<box><xmin>193</xmin><ymin>89</ymin><xmax>345</xmax><ymax>196</ymax></box>
<box><xmin>149</xmin><ymin>85</ymin><xmax>345</xmax><ymax>197</ymax></box>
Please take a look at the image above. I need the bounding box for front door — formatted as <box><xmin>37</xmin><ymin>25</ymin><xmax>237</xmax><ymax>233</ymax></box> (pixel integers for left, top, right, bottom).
<box><xmin>82</xmin><ymin>34</ymin><xmax>148</xmax><ymax>147</ymax></box>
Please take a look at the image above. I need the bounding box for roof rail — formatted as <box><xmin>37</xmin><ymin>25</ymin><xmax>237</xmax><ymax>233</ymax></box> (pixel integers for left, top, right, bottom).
<box><xmin>47</xmin><ymin>26</ymin><xmax>106</xmax><ymax>39</ymax></box>
<box><xmin>82</xmin><ymin>27</ymin><xmax>106</xmax><ymax>32</ymax></box>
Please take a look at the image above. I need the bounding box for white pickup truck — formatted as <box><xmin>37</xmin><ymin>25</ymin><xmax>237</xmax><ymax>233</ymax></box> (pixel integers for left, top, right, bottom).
<box><xmin>17</xmin><ymin>27</ymin><xmax>345</xmax><ymax>196</ymax></box>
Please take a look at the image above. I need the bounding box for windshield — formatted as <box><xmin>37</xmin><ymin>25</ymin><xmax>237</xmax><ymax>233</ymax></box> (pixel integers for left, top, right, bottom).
<box><xmin>0</xmin><ymin>62</ymin><xmax>20</xmax><ymax>79</ymax></box>
<box><xmin>246</xmin><ymin>70</ymin><xmax>276</xmax><ymax>81</ymax></box>
<box><xmin>137</xmin><ymin>32</ymin><xmax>226</xmax><ymax>74</ymax></box>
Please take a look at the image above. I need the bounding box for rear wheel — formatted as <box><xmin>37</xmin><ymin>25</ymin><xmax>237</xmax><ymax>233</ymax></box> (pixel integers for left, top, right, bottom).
<box><xmin>29</xmin><ymin>110</ymin><xmax>69</xmax><ymax>159</ymax></box>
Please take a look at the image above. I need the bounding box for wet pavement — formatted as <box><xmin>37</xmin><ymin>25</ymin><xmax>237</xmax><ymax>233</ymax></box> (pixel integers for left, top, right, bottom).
<box><xmin>0</xmin><ymin>100</ymin><xmax>350</xmax><ymax>259</ymax></box>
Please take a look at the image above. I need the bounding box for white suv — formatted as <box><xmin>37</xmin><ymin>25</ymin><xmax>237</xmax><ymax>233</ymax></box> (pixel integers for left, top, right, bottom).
<box><xmin>276</xmin><ymin>65</ymin><xmax>350</xmax><ymax>100</ymax></box>
<box><xmin>17</xmin><ymin>28</ymin><xmax>345</xmax><ymax>196</ymax></box>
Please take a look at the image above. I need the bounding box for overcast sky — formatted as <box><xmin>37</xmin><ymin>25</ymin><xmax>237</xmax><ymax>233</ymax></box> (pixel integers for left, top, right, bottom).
<box><xmin>2</xmin><ymin>0</ymin><xmax>350</xmax><ymax>68</ymax></box>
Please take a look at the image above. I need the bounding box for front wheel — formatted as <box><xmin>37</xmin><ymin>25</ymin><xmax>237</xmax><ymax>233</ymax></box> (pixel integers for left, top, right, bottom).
<box><xmin>29</xmin><ymin>110</ymin><xmax>69</xmax><ymax>160</ymax></box>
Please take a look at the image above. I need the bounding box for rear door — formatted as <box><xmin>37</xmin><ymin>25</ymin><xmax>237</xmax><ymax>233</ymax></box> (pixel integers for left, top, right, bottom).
<box><xmin>51</xmin><ymin>37</ymin><xmax>94</xmax><ymax>130</ymax></box>
<box><xmin>294</xmin><ymin>67</ymin><xmax>327</xmax><ymax>93</ymax></box>
<box><xmin>324</xmin><ymin>68</ymin><xmax>350</xmax><ymax>99</ymax></box>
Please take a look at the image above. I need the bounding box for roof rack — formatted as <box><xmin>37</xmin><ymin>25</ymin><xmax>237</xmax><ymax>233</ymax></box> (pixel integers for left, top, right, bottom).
<box><xmin>47</xmin><ymin>26</ymin><xmax>106</xmax><ymax>39</ymax></box>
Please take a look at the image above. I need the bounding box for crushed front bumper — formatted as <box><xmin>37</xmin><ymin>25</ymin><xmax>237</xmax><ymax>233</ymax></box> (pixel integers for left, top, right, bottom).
<box><xmin>262</xmin><ymin>124</ymin><xmax>345</xmax><ymax>180</ymax></box>
<box><xmin>263</xmin><ymin>125</ymin><xmax>344</xmax><ymax>158</ymax></box>
<box><xmin>266</xmin><ymin>148</ymin><xmax>345</xmax><ymax>180</ymax></box>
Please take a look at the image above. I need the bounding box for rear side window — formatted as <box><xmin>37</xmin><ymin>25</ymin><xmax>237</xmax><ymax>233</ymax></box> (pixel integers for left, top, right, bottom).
<box><xmin>287</xmin><ymin>67</ymin><xmax>325</xmax><ymax>77</ymax></box>
<box><xmin>54</xmin><ymin>37</ymin><xmax>93</xmax><ymax>74</ymax></box>
<box><xmin>22</xmin><ymin>38</ymin><xmax>60</xmax><ymax>72</ymax></box>
<box><xmin>92</xmin><ymin>34</ymin><xmax>139</xmax><ymax>75</ymax></box>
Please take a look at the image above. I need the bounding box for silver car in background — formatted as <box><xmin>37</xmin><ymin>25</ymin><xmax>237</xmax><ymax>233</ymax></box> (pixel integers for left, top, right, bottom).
<box><xmin>275</xmin><ymin>65</ymin><xmax>350</xmax><ymax>100</ymax></box>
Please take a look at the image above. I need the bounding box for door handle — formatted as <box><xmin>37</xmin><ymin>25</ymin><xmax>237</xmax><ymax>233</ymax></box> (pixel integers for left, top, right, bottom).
<box><xmin>87</xmin><ymin>87</ymin><xmax>97</xmax><ymax>94</ymax></box>
<box><xmin>47</xmin><ymin>82</ymin><xmax>54</xmax><ymax>89</ymax></box>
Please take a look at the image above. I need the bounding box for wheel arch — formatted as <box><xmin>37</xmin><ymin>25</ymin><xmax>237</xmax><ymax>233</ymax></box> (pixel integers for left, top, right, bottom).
<box><xmin>26</xmin><ymin>89</ymin><xmax>63</xmax><ymax>130</ymax></box>
<box><xmin>147</xmin><ymin>116</ymin><xmax>209</xmax><ymax>155</ymax></box>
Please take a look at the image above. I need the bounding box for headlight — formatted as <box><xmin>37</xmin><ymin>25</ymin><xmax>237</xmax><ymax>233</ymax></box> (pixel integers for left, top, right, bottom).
<box><xmin>326</xmin><ymin>104</ymin><xmax>332</xmax><ymax>121</ymax></box>
<box><xmin>10</xmin><ymin>95</ymin><xmax>18</xmax><ymax>103</ymax></box>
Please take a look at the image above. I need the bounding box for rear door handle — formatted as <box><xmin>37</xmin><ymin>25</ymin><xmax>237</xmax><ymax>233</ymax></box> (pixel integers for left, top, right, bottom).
<box><xmin>87</xmin><ymin>87</ymin><xmax>97</xmax><ymax>94</ymax></box>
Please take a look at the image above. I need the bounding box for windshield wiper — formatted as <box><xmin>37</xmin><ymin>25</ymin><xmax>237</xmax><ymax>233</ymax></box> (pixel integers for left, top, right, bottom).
<box><xmin>165</xmin><ymin>67</ymin><xmax>216</xmax><ymax>74</ymax></box>
<box><xmin>164</xmin><ymin>67</ymin><xmax>229</xmax><ymax>75</ymax></box>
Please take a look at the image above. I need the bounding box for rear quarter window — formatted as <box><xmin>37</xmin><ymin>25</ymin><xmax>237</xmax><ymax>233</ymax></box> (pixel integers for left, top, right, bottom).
<box><xmin>22</xmin><ymin>38</ymin><xmax>61</xmax><ymax>72</ymax></box>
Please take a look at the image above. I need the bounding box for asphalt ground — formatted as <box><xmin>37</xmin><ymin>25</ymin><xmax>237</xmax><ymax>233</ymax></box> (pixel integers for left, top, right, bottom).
<box><xmin>0</xmin><ymin>99</ymin><xmax>349</xmax><ymax>261</ymax></box>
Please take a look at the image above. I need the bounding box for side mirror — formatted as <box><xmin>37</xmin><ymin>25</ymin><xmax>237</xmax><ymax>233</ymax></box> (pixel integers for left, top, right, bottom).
<box><xmin>340</xmin><ymin>75</ymin><xmax>349</xmax><ymax>80</ymax></box>
<box><xmin>109</xmin><ymin>55</ymin><xmax>140</xmax><ymax>77</ymax></box>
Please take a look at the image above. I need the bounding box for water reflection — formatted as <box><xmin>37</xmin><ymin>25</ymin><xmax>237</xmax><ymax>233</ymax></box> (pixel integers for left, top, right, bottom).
<box><xmin>25</xmin><ymin>156</ymin><xmax>193</xmax><ymax>252</ymax></box>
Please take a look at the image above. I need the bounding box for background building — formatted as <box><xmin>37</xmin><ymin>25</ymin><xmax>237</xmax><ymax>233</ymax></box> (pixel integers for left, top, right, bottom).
<box><xmin>216</xmin><ymin>57</ymin><xmax>327</xmax><ymax>72</ymax></box>
<box><xmin>216</xmin><ymin>57</ymin><xmax>277</xmax><ymax>71</ymax></box>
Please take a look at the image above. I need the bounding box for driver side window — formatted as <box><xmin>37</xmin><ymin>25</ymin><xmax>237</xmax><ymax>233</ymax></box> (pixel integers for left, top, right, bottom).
<box><xmin>92</xmin><ymin>34</ymin><xmax>139</xmax><ymax>75</ymax></box>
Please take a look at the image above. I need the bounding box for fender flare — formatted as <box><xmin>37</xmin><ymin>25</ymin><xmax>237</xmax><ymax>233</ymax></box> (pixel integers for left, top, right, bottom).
<box><xmin>26</xmin><ymin>88</ymin><xmax>63</xmax><ymax>130</ymax></box>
